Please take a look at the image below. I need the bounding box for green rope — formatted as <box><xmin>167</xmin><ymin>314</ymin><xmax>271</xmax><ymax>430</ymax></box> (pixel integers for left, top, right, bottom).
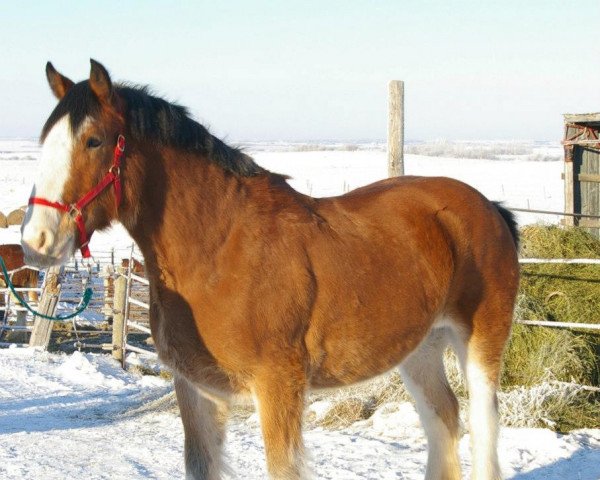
<box><xmin>0</xmin><ymin>256</ymin><xmax>92</xmax><ymax>321</ymax></box>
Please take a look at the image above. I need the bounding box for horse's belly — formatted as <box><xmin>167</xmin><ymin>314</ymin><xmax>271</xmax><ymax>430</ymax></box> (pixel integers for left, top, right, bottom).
<box><xmin>306</xmin><ymin>314</ymin><xmax>433</xmax><ymax>388</ymax></box>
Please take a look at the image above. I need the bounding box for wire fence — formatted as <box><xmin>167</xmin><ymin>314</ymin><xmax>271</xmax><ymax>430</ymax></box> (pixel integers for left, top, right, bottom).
<box><xmin>0</xmin><ymin>247</ymin><xmax>143</xmax><ymax>341</ymax></box>
<box><xmin>507</xmin><ymin>207</ymin><xmax>600</xmax><ymax>332</ymax></box>
<box><xmin>1</xmin><ymin>206</ymin><xmax>599</xmax><ymax>351</ymax></box>
<box><xmin>508</xmin><ymin>206</ymin><xmax>600</xmax><ymax>220</ymax></box>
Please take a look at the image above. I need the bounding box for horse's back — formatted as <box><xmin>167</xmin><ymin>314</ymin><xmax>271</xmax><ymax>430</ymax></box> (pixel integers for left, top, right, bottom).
<box><xmin>317</xmin><ymin>175</ymin><xmax>518</xmax><ymax>269</ymax></box>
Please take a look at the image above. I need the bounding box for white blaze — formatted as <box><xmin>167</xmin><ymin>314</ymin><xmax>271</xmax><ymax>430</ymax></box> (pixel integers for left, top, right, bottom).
<box><xmin>35</xmin><ymin>115</ymin><xmax>74</xmax><ymax>202</ymax></box>
<box><xmin>21</xmin><ymin>115</ymin><xmax>75</xmax><ymax>260</ymax></box>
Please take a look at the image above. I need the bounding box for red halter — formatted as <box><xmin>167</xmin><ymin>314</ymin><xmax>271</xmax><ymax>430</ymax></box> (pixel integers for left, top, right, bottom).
<box><xmin>28</xmin><ymin>135</ymin><xmax>126</xmax><ymax>259</ymax></box>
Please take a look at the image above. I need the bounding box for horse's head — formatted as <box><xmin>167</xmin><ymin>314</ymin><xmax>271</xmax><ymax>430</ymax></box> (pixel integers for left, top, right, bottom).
<box><xmin>21</xmin><ymin>60</ymin><xmax>124</xmax><ymax>267</ymax></box>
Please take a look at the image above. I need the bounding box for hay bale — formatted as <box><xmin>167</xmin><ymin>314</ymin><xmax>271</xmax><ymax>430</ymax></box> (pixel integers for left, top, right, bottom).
<box><xmin>518</xmin><ymin>225</ymin><xmax>600</xmax><ymax>325</ymax></box>
<box><xmin>503</xmin><ymin>224</ymin><xmax>600</xmax><ymax>390</ymax></box>
<box><xmin>317</xmin><ymin>397</ymin><xmax>376</xmax><ymax>428</ymax></box>
<box><xmin>503</xmin><ymin>323</ymin><xmax>596</xmax><ymax>387</ymax></box>
<box><xmin>7</xmin><ymin>208</ymin><xmax>25</xmax><ymax>226</ymax></box>
<box><xmin>499</xmin><ymin>381</ymin><xmax>600</xmax><ymax>431</ymax></box>
<box><xmin>0</xmin><ymin>211</ymin><xmax>7</xmax><ymax>228</ymax></box>
<box><xmin>520</xmin><ymin>224</ymin><xmax>600</xmax><ymax>258</ymax></box>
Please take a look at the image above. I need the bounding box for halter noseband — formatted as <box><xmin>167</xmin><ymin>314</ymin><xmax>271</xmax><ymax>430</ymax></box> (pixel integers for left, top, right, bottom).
<box><xmin>28</xmin><ymin>134</ymin><xmax>126</xmax><ymax>259</ymax></box>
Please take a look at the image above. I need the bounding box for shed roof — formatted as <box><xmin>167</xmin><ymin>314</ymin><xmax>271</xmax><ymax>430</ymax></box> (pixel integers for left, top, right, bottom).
<box><xmin>564</xmin><ymin>113</ymin><xmax>600</xmax><ymax>127</ymax></box>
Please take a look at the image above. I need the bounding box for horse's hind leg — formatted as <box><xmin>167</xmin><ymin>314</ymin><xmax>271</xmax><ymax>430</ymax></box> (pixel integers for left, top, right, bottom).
<box><xmin>252</xmin><ymin>362</ymin><xmax>307</xmax><ymax>479</ymax></box>
<box><xmin>449</xmin><ymin>308</ymin><xmax>511</xmax><ymax>480</ymax></box>
<box><xmin>400</xmin><ymin>327</ymin><xmax>461</xmax><ymax>480</ymax></box>
<box><xmin>174</xmin><ymin>374</ymin><xmax>228</xmax><ymax>480</ymax></box>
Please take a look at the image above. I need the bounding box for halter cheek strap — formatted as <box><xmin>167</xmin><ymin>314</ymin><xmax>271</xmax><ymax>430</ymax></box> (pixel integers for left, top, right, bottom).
<box><xmin>28</xmin><ymin>135</ymin><xmax>126</xmax><ymax>259</ymax></box>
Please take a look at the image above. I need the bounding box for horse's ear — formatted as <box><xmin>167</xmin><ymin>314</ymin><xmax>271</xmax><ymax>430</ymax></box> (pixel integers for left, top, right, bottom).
<box><xmin>46</xmin><ymin>62</ymin><xmax>74</xmax><ymax>100</ymax></box>
<box><xmin>89</xmin><ymin>59</ymin><xmax>113</xmax><ymax>104</ymax></box>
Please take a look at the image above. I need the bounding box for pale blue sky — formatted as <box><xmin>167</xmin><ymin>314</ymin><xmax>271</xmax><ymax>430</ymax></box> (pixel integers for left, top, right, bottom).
<box><xmin>1</xmin><ymin>1</ymin><xmax>599</xmax><ymax>141</ymax></box>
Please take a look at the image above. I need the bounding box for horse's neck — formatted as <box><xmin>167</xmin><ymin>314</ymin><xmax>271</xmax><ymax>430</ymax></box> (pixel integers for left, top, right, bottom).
<box><xmin>121</xmin><ymin>147</ymin><xmax>246</xmax><ymax>287</ymax></box>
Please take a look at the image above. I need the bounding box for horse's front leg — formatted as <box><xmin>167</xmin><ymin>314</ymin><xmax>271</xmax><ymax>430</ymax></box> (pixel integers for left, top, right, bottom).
<box><xmin>253</xmin><ymin>363</ymin><xmax>308</xmax><ymax>480</ymax></box>
<box><xmin>174</xmin><ymin>374</ymin><xmax>228</xmax><ymax>480</ymax></box>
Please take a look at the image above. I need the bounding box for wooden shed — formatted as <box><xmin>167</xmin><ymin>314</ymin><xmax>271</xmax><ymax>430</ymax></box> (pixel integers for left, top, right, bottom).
<box><xmin>563</xmin><ymin>113</ymin><xmax>600</xmax><ymax>237</ymax></box>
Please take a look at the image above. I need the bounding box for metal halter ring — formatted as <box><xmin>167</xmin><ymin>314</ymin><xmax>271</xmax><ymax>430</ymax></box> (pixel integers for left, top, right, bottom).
<box><xmin>68</xmin><ymin>204</ymin><xmax>82</xmax><ymax>220</ymax></box>
<box><xmin>116</xmin><ymin>134</ymin><xmax>125</xmax><ymax>152</ymax></box>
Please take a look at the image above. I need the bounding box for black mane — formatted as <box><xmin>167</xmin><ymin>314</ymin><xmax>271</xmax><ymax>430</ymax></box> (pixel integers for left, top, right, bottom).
<box><xmin>42</xmin><ymin>81</ymin><xmax>264</xmax><ymax>177</ymax></box>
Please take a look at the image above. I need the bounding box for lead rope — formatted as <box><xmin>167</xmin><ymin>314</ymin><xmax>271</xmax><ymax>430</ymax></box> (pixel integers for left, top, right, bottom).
<box><xmin>0</xmin><ymin>256</ymin><xmax>93</xmax><ymax>321</ymax></box>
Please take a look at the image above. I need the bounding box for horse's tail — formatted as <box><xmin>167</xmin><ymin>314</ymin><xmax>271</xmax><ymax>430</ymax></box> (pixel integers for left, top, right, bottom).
<box><xmin>493</xmin><ymin>202</ymin><xmax>519</xmax><ymax>249</ymax></box>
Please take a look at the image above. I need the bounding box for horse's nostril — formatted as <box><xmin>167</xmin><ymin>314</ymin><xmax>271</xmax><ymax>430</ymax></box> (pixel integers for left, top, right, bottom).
<box><xmin>35</xmin><ymin>229</ymin><xmax>55</xmax><ymax>254</ymax></box>
<box><xmin>38</xmin><ymin>231</ymin><xmax>46</xmax><ymax>249</ymax></box>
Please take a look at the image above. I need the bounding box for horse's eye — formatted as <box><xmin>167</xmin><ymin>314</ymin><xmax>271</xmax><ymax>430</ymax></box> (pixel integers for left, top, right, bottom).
<box><xmin>86</xmin><ymin>137</ymin><xmax>102</xmax><ymax>149</ymax></box>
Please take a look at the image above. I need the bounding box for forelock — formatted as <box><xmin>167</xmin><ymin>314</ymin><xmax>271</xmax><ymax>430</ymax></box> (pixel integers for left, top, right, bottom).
<box><xmin>41</xmin><ymin>81</ymin><xmax>102</xmax><ymax>142</ymax></box>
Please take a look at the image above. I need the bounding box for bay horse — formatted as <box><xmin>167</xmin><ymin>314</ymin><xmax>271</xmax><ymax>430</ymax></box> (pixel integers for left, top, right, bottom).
<box><xmin>21</xmin><ymin>60</ymin><xmax>519</xmax><ymax>480</ymax></box>
<box><xmin>0</xmin><ymin>244</ymin><xmax>39</xmax><ymax>303</ymax></box>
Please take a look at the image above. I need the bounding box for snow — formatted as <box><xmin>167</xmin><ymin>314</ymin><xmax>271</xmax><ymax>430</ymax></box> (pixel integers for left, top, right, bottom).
<box><xmin>1</xmin><ymin>139</ymin><xmax>598</xmax><ymax>479</ymax></box>
<box><xmin>254</xmin><ymin>150</ymin><xmax>563</xmax><ymax>226</ymax></box>
<box><xmin>0</xmin><ymin>349</ymin><xmax>598</xmax><ymax>479</ymax></box>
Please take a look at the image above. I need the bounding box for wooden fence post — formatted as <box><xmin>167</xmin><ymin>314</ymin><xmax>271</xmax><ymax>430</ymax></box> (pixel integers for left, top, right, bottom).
<box><xmin>100</xmin><ymin>264</ymin><xmax>114</xmax><ymax>319</ymax></box>
<box><xmin>388</xmin><ymin>80</ymin><xmax>405</xmax><ymax>178</ymax></box>
<box><xmin>112</xmin><ymin>266</ymin><xmax>127</xmax><ymax>366</ymax></box>
<box><xmin>29</xmin><ymin>266</ymin><xmax>62</xmax><ymax>348</ymax></box>
<box><xmin>564</xmin><ymin>159</ymin><xmax>575</xmax><ymax>226</ymax></box>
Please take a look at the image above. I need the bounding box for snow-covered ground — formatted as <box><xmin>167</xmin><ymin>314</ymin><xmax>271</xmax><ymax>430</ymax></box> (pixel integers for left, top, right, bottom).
<box><xmin>0</xmin><ymin>348</ymin><xmax>598</xmax><ymax>479</ymax></box>
<box><xmin>1</xmin><ymin>139</ymin><xmax>598</xmax><ymax>479</ymax></box>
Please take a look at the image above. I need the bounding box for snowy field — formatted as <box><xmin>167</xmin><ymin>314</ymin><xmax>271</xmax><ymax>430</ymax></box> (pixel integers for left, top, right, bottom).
<box><xmin>0</xmin><ymin>139</ymin><xmax>563</xmax><ymax>248</ymax></box>
<box><xmin>1</xmin><ymin>348</ymin><xmax>599</xmax><ymax>480</ymax></box>
<box><xmin>1</xmin><ymin>139</ymin><xmax>599</xmax><ymax>479</ymax></box>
